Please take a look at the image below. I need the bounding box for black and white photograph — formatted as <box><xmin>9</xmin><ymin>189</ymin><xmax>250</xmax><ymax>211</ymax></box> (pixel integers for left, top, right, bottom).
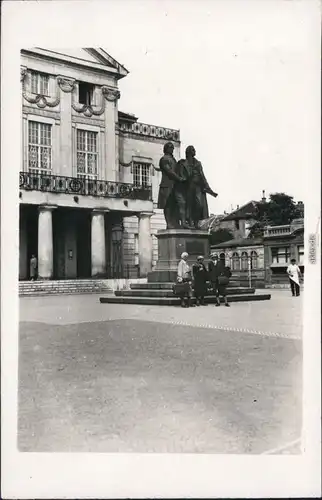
<box><xmin>1</xmin><ymin>0</ymin><xmax>321</xmax><ymax>498</ymax></box>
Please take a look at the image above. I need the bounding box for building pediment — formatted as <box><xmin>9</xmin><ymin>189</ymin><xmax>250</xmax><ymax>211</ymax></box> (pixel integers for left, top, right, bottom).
<box><xmin>21</xmin><ymin>47</ymin><xmax>129</xmax><ymax>80</ymax></box>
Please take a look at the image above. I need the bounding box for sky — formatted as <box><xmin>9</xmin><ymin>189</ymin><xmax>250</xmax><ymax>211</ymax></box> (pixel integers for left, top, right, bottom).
<box><xmin>99</xmin><ymin>0</ymin><xmax>319</xmax><ymax>214</ymax></box>
<box><xmin>7</xmin><ymin>0</ymin><xmax>321</xmax><ymax>215</ymax></box>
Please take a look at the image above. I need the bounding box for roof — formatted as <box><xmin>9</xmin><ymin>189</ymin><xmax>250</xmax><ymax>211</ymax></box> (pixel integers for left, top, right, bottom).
<box><xmin>211</xmin><ymin>237</ymin><xmax>263</xmax><ymax>249</ymax></box>
<box><xmin>118</xmin><ymin>111</ymin><xmax>139</xmax><ymax>123</ymax></box>
<box><xmin>199</xmin><ymin>214</ymin><xmax>225</xmax><ymax>231</ymax></box>
<box><xmin>222</xmin><ymin>201</ymin><xmax>258</xmax><ymax>221</ymax></box>
<box><xmin>22</xmin><ymin>47</ymin><xmax>129</xmax><ymax>80</ymax></box>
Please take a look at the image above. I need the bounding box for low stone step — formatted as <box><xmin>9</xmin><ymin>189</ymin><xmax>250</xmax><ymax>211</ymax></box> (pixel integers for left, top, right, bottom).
<box><xmin>19</xmin><ymin>287</ymin><xmax>104</xmax><ymax>292</ymax></box>
<box><xmin>115</xmin><ymin>287</ymin><xmax>256</xmax><ymax>298</ymax></box>
<box><xmin>19</xmin><ymin>286</ymin><xmax>105</xmax><ymax>290</ymax></box>
<box><xmin>130</xmin><ymin>280</ymin><xmax>240</xmax><ymax>290</ymax></box>
<box><xmin>131</xmin><ymin>282</ymin><xmax>173</xmax><ymax>290</ymax></box>
<box><xmin>20</xmin><ymin>289</ymin><xmax>113</xmax><ymax>296</ymax></box>
<box><xmin>19</xmin><ymin>279</ymin><xmax>114</xmax><ymax>296</ymax></box>
<box><xmin>100</xmin><ymin>293</ymin><xmax>271</xmax><ymax>306</ymax></box>
<box><xmin>20</xmin><ymin>280</ymin><xmax>105</xmax><ymax>284</ymax></box>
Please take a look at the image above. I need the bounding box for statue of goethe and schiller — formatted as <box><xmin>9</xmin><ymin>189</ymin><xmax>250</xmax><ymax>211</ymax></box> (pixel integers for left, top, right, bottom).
<box><xmin>157</xmin><ymin>142</ymin><xmax>218</xmax><ymax>230</ymax></box>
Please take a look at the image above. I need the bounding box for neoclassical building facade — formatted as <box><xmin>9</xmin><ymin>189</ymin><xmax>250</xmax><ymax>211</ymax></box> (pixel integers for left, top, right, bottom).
<box><xmin>19</xmin><ymin>48</ymin><xmax>180</xmax><ymax>281</ymax></box>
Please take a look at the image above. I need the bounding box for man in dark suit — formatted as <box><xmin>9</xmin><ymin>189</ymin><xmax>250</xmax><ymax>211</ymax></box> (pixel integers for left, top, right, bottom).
<box><xmin>208</xmin><ymin>254</ymin><xmax>231</xmax><ymax>307</ymax></box>
<box><xmin>157</xmin><ymin>142</ymin><xmax>187</xmax><ymax>229</ymax></box>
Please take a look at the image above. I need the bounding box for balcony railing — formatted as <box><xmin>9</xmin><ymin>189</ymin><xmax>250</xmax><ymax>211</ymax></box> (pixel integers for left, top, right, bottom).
<box><xmin>264</xmin><ymin>225</ymin><xmax>292</xmax><ymax>238</ymax></box>
<box><xmin>19</xmin><ymin>171</ymin><xmax>152</xmax><ymax>201</ymax></box>
<box><xmin>118</xmin><ymin>121</ymin><xmax>180</xmax><ymax>142</ymax></box>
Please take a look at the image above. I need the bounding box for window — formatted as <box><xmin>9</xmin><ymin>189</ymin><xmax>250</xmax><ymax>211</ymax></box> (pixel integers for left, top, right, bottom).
<box><xmin>235</xmin><ymin>220</ymin><xmax>240</xmax><ymax>230</ymax></box>
<box><xmin>232</xmin><ymin>252</ymin><xmax>240</xmax><ymax>271</ymax></box>
<box><xmin>298</xmin><ymin>245</ymin><xmax>304</xmax><ymax>265</ymax></box>
<box><xmin>241</xmin><ymin>251</ymin><xmax>248</xmax><ymax>270</ymax></box>
<box><xmin>251</xmin><ymin>250</ymin><xmax>258</xmax><ymax>269</ymax></box>
<box><xmin>133</xmin><ymin>162</ymin><xmax>151</xmax><ymax>187</ymax></box>
<box><xmin>28</xmin><ymin>121</ymin><xmax>52</xmax><ymax>173</ymax></box>
<box><xmin>219</xmin><ymin>252</ymin><xmax>226</xmax><ymax>263</ymax></box>
<box><xmin>271</xmin><ymin>247</ymin><xmax>290</xmax><ymax>264</ymax></box>
<box><xmin>78</xmin><ymin>82</ymin><xmax>94</xmax><ymax>106</ymax></box>
<box><xmin>30</xmin><ymin>71</ymin><xmax>49</xmax><ymax>96</ymax></box>
<box><xmin>76</xmin><ymin>130</ymin><xmax>98</xmax><ymax>179</ymax></box>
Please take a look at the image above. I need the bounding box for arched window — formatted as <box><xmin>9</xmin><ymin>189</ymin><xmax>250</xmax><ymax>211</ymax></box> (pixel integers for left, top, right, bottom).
<box><xmin>241</xmin><ymin>251</ymin><xmax>248</xmax><ymax>271</ymax></box>
<box><xmin>232</xmin><ymin>252</ymin><xmax>240</xmax><ymax>271</ymax></box>
<box><xmin>251</xmin><ymin>250</ymin><xmax>258</xmax><ymax>269</ymax></box>
<box><xmin>219</xmin><ymin>252</ymin><xmax>226</xmax><ymax>263</ymax></box>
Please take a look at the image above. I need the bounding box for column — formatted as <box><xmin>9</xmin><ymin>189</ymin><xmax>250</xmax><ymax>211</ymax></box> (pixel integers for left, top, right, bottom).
<box><xmin>102</xmin><ymin>86</ymin><xmax>120</xmax><ymax>182</ymax></box>
<box><xmin>38</xmin><ymin>205</ymin><xmax>56</xmax><ymax>279</ymax></box>
<box><xmin>138</xmin><ymin>212</ymin><xmax>153</xmax><ymax>277</ymax></box>
<box><xmin>91</xmin><ymin>210</ymin><xmax>106</xmax><ymax>277</ymax></box>
<box><xmin>57</xmin><ymin>76</ymin><xmax>75</xmax><ymax>177</ymax></box>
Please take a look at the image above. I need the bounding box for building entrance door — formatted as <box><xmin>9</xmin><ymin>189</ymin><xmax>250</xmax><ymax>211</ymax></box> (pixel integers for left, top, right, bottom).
<box><xmin>19</xmin><ymin>205</ymin><xmax>38</xmax><ymax>280</ymax></box>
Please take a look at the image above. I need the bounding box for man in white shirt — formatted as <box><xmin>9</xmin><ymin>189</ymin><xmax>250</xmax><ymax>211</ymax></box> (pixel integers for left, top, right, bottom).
<box><xmin>286</xmin><ymin>258</ymin><xmax>302</xmax><ymax>297</ymax></box>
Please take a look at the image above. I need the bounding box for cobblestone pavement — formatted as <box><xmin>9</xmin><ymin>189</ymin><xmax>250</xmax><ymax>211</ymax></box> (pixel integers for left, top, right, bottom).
<box><xmin>19</xmin><ymin>290</ymin><xmax>302</xmax><ymax>453</ymax></box>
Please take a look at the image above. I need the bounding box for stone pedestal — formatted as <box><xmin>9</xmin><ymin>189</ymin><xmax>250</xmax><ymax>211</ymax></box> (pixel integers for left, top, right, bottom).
<box><xmin>148</xmin><ymin>229</ymin><xmax>210</xmax><ymax>282</ymax></box>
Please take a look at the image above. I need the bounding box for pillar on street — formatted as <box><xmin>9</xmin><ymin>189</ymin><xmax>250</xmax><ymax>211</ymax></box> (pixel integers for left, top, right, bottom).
<box><xmin>138</xmin><ymin>212</ymin><xmax>153</xmax><ymax>277</ymax></box>
<box><xmin>91</xmin><ymin>210</ymin><xmax>107</xmax><ymax>277</ymax></box>
<box><xmin>38</xmin><ymin>205</ymin><xmax>56</xmax><ymax>279</ymax></box>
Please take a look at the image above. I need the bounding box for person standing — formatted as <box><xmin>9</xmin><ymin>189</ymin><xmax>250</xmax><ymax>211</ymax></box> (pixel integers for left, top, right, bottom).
<box><xmin>176</xmin><ymin>252</ymin><xmax>194</xmax><ymax>308</ymax></box>
<box><xmin>192</xmin><ymin>255</ymin><xmax>208</xmax><ymax>306</ymax></box>
<box><xmin>30</xmin><ymin>254</ymin><xmax>38</xmax><ymax>281</ymax></box>
<box><xmin>208</xmin><ymin>254</ymin><xmax>231</xmax><ymax>307</ymax></box>
<box><xmin>287</xmin><ymin>258</ymin><xmax>302</xmax><ymax>297</ymax></box>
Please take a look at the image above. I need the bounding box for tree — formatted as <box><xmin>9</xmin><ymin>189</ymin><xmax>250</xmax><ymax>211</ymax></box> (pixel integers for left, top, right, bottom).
<box><xmin>248</xmin><ymin>192</ymin><xmax>303</xmax><ymax>238</ymax></box>
<box><xmin>209</xmin><ymin>228</ymin><xmax>234</xmax><ymax>246</ymax></box>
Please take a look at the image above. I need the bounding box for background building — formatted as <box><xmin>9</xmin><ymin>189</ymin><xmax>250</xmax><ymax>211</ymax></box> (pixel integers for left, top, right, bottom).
<box><xmin>210</xmin><ymin>210</ymin><xmax>304</xmax><ymax>288</ymax></box>
<box><xmin>263</xmin><ymin>218</ymin><xmax>304</xmax><ymax>287</ymax></box>
<box><xmin>19</xmin><ymin>48</ymin><xmax>180</xmax><ymax>281</ymax></box>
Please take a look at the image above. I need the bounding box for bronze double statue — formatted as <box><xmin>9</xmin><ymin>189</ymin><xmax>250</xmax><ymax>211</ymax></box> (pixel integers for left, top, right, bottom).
<box><xmin>157</xmin><ymin>142</ymin><xmax>218</xmax><ymax>229</ymax></box>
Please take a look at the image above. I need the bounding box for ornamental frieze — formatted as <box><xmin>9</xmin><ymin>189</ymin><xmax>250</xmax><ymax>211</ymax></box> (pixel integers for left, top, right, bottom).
<box><xmin>71</xmin><ymin>86</ymin><xmax>105</xmax><ymax>117</ymax></box>
<box><xmin>22</xmin><ymin>92</ymin><xmax>60</xmax><ymax>108</ymax></box>
<box><xmin>21</xmin><ymin>68</ymin><xmax>60</xmax><ymax>109</ymax></box>
<box><xmin>57</xmin><ymin>76</ymin><xmax>75</xmax><ymax>93</ymax></box>
<box><xmin>119</xmin><ymin>160</ymin><xmax>133</xmax><ymax>168</ymax></box>
<box><xmin>20</xmin><ymin>67</ymin><xmax>27</xmax><ymax>82</ymax></box>
<box><xmin>71</xmin><ymin>101</ymin><xmax>105</xmax><ymax>117</ymax></box>
<box><xmin>101</xmin><ymin>86</ymin><xmax>121</xmax><ymax>102</ymax></box>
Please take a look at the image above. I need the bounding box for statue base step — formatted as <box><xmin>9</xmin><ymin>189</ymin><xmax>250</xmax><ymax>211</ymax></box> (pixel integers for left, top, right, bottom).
<box><xmin>100</xmin><ymin>293</ymin><xmax>271</xmax><ymax>306</ymax></box>
<box><xmin>130</xmin><ymin>281</ymin><xmax>241</xmax><ymax>290</ymax></box>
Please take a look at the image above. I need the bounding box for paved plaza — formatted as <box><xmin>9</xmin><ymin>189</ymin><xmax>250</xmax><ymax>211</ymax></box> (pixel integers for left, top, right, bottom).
<box><xmin>19</xmin><ymin>290</ymin><xmax>302</xmax><ymax>454</ymax></box>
